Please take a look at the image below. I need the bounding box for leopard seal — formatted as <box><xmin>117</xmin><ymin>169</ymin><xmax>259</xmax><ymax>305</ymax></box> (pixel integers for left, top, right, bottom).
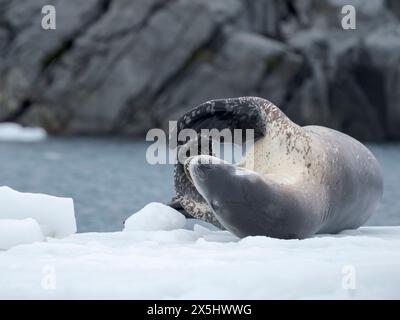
<box><xmin>169</xmin><ymin>97</ymin><xmax>383</xmax><ymax>239</ymax></box>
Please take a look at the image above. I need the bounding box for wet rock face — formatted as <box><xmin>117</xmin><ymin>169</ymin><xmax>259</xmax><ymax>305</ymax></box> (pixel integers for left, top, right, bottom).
<box><xmin>0</xmin><ymin>0</ymin><xmax>399</xmax><ymax>141</ymax></box>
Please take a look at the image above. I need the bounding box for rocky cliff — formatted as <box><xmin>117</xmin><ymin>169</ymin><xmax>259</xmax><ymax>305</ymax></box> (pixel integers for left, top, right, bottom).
<box><xmin>1</xmin><ymin>0</ymin><xmax>399</xmax><ymax>141</ymax></box>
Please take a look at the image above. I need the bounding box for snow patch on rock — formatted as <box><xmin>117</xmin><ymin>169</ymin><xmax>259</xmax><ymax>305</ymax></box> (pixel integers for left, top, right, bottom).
<box><xmin>0</xmin><ymin>123</ymin><xmax>47</xmax><ymax>142</ymax></box>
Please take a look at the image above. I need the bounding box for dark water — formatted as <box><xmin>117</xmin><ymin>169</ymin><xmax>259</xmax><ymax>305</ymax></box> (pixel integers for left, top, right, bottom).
<box><xmin>0</xmin><ymin>138</ymin><xmax>399</xmax><ymax>232</ymax></box>
<box><xmin>0</xmin><ymin>137</ymin><xmax>174</xmax><ymax>232</ymax></box>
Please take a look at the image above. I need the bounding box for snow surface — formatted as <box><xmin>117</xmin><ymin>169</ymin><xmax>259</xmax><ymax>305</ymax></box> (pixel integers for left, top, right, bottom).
<box><xmin>0</xmin><ymin>187</ymin><xmax>76</xmax><ymax>238</ymax></box>
<box><xmin>0</xmin><ymin>123</ymin><xmax>47</xmax><ymax>142</ymax></box>
<box><xmin>0</xmin><ymin>218</ymin><xmax>45</xmax><ymax>250</ymax></box>
<box><xmin>0</xmin><ymin>201</ymin><xmax>399</xmax><ymax>299</ymax></box>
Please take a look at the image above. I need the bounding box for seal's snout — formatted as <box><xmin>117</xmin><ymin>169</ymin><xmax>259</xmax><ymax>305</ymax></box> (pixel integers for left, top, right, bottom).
<box><xmin>186</xmin><ymin>155</ymin><xmax>229</xmax><ymax>183</ymax></box>
<box><xmin>185</xmin><ymin>156</ymin><xmax>212</xmax><ymax>183</ymax></box>
<box><xmin>194</xmin><ymin>163</ymin><xmax>213</xmax><ymax>181</ymax></box>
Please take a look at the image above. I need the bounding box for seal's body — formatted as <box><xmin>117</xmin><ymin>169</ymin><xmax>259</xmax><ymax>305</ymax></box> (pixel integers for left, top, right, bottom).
<box><xmin>170</xmin><ymin>97</ymin><xmax>383</xmax><ymax>239</ymax></box>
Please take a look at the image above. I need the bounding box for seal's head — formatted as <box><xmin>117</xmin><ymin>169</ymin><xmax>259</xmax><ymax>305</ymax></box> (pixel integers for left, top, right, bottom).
<box><xmin>185</xmin><ymin>155</ymin><xmax>269</xmax><ymax>237</ymax></box>
<box><xmin>185</xmin><ymin>154</ymin><xmax>315</xmax><ymax>239</ymax></box>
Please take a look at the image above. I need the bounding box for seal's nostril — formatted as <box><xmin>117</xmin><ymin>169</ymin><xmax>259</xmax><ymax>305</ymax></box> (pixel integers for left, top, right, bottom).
<box><xmin>201</xmin><ymin>164</ymin><xmax>212</xmax><ymax>170</ymax></box>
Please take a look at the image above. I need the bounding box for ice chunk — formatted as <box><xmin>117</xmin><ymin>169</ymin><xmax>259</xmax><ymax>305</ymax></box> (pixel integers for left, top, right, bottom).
<box><xmin>124</xmin><ymin>202</ymin><xmax>186</xmax><ymax>231</ymax></box>
<box><xmin>0</xmin><ymin>123</ymin><xmax>47</xmax><ymax>142</ymax></box>
<box><xmin>0</xmin><ymin>218</ymin><xmax>45</xmax><ymax>250</ymax></box>
<box><xmin>0</xmin><ymin>187</ymin><xmax>76</xmax><ymax>238</ymax></box>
